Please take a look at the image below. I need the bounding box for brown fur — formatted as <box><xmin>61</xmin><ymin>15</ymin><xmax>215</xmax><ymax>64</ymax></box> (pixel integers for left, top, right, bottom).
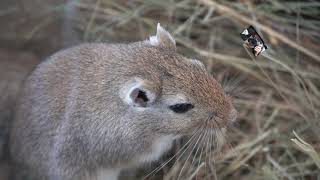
<box><xmin>9</xmin><ymin>24</ymin><xmax>236</xmax><ymax>180</ymax></box>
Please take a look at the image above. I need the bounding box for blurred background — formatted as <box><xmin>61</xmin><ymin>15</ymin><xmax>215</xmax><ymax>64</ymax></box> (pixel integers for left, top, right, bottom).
<box><xmin>0</xmin><ymin>0</ymin><xmax>319</xmax><ymax>179</ymax></box>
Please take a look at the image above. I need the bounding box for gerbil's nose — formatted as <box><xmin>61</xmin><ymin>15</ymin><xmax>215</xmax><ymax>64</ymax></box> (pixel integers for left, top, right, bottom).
<box><xmin>228</xmin><ymin>108</ymin><xmax>237</xmax><ymax>123</ymax></box>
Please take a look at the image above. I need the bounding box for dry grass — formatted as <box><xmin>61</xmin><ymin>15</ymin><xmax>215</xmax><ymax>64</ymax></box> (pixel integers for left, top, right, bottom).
<box><xmin>5</xmin><ymin>0</ymin><xmax>320</xmax><ymax>179</ymax></box>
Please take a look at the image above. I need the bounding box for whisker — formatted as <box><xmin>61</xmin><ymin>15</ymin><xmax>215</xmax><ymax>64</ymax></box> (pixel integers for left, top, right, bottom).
<box><xmin>177</xmin><ymin>128</ymin><xmax>206</xmax><ymax>180</ymax></box>
<box><xmin>196</xmin><ymin>132</ymin><xmax>207</xmax><ymax>180</ymax></box>
<box><xmin>212</xmin><ymin>155</ymin><xmax>218</xmax><ymax>180</ymax></box>
<box><xmin>208</xmin><ymin>129</ymin><xmax>214</xmax><ymax>178</ymax></box>
<box><xmin>142</xmin><ymin>127</ymin><xmax>202</xmax><ymax>179</ymax></box>
<box><xmin>208</xmin><ymin>120</ymin><xmax>223</xmax><ymax>163</ymax></box>
<box><xmin>204</xmin><ymin>129</ymin><xmax>211</xmax><ymax>179</ymax></box>
<box><xmin>165</xmin><ymin>124</ymin><xmax>208</xmax><ymax>179</ymax></box>
<box><xmin>221</xmin><ymin>128</ymin><xmax>238</xmax><ymax>157</ymax></box>
<box><xmin>190</xmin><ymin>116</ymin><xmax>212</xmax><ymax>168</ymax></box>
<box><xmin>209</xmin><ymin>130</ymin><xmax>218</xmax><ymax>180</ymax></box>
<box><xmin>222</xmin><ymin>73</ymin><xmax>248</xmax><ymax>96</ymax></box>
<box><xmin>209</xmin><ymin>127</ymin><xmax>219</xmax><ymax>180</ymax></box>
<box><xmin>190</xmin><ymin>130</ymin><xmax>206</xmax><ymax>170</ymax></box>
<box><xmin>170</xmin><ymin>124</ymin><xmax>207</xmax><ymax>166</ymax></box>
<box><xmin>192</xmin><ymin>130</ymin><xmax>209</xmax><ymax>178</ymax></box>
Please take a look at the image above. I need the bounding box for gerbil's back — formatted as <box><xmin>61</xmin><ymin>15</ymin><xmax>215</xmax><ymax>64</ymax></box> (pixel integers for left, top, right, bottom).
<box><xmin>9</xmin><ymin>43</ymin><xmax>126</xmax><ymax>176</ymax></box>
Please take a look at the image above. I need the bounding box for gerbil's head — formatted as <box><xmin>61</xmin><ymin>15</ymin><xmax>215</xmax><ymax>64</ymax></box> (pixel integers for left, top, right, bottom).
<box><xmin>119</xmin><ymin>23</ymin><xmax>237</xmax><ymax>144</ymax></box>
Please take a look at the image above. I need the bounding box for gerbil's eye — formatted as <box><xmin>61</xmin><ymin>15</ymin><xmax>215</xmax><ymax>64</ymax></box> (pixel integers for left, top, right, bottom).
<box><xmin>169</xmin><ymin>103</ymin><xmax>194</xmax><ymax>113</ymax></box>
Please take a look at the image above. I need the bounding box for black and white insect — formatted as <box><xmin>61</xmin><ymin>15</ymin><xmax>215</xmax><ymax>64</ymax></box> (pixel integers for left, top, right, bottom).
<box><xmin>240</xmin><ymin>26</ymin><xmax>267</xmax><ymax>56</ymax></box>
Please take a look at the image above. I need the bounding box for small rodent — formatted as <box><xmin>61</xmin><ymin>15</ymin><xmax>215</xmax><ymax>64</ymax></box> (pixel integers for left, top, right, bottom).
<box><xmin>9</xmin><ymin>24</ymin><xmax>237</xmax><ymax>180</ymax></box>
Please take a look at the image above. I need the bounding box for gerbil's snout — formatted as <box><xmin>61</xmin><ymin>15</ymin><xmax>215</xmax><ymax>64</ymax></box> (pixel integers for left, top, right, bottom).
<box><xmin>206</xmin><ymin>104</ymin><xmax>237</xmax><ymax>129</ymax></box>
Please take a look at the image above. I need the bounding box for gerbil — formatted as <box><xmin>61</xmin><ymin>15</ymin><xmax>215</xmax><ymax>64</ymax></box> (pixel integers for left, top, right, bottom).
<box><xmin>9</xmin><ymin>24</ymin><xmax>237</xmax><ymax>180</ymax></box>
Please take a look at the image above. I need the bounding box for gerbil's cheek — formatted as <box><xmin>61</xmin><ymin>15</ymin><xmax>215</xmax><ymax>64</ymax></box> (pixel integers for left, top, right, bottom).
<box><xmin>167</xmin><ymin>115</ymin><xmax>198</xmax><ymax>135</ymax></box>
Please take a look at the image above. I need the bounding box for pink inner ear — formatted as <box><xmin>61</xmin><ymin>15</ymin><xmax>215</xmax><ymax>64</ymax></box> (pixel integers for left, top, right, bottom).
<box><xmin>148</xmin><ymin>23</ymin><xmax>176</xmax><ymax>50</ymax></box>
<box><xmin>130</xmin><ymin>88</ymin><xmax>149</xmax><ymax>107</ymax></box>
<box><xmin>157</xmin><ymin>24</ymin><xmax>176</xmax><ymax>49</ymax></box>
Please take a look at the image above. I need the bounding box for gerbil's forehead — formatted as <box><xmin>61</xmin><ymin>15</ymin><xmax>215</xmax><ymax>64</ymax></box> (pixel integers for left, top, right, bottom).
<box><xmin>161</xmin><ymin>58</ymin><xmax>229</xmax><ymax>113</ymax></box>
<box><xmin>132</xmin><ymin>45</ymin><xmax>229</xmax><ymax>113</ymax></box>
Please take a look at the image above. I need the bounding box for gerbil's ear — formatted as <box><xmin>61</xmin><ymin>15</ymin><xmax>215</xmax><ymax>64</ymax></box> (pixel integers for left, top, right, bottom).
<box><xmin>148</xmin><ymin>23</ymin><xmax>176</xmax><ymax>50</ymax></box>
<box><xmin>120</xmin><ymin>78</ymin><xmax>158</xmax><ymax>107</ymax></box>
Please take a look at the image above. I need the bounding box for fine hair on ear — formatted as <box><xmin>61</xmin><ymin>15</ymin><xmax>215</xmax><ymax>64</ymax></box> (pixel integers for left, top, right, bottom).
<box><xmin>120</xmin><ymin>78</ymin><xmax>159</xmax><ymax>107</ymax></box>
<box><xmin>148</xmin><ymin>23</ymin><xmax>176</xmax><ymax>51</ymax></box>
